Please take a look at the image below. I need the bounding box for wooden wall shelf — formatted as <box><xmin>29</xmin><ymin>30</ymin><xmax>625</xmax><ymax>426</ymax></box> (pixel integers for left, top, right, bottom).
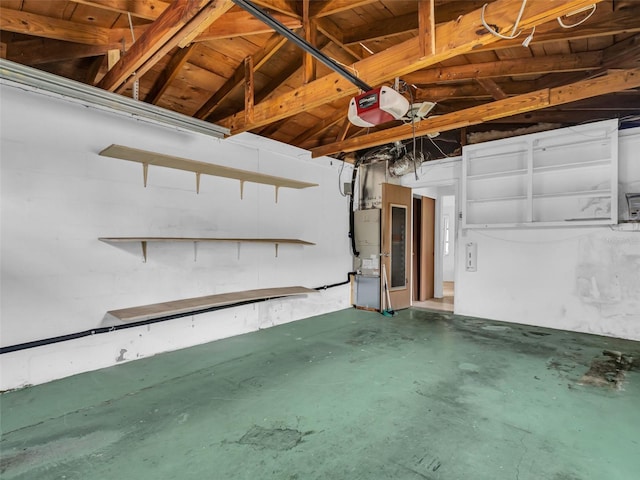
<box><xmin>106</xmin><ymin>286</ymin><xmax>318</xmax><ymax>323</ymax></box>
<box><xmin>98</xmin><ymin>144</ymin><xmax>318</xmax><ymax>202</ymax></box>
<box><xmin>99</xmin><ymin>237</ymin><xmax>315</xmax><ymax>262</ymax></box>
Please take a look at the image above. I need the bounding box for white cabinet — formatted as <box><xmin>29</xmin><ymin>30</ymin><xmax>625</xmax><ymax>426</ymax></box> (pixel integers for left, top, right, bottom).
<box><xmin>462</xmin><ymin>119</ymin><xmax>618</xmax><ymax>228</ymax></box>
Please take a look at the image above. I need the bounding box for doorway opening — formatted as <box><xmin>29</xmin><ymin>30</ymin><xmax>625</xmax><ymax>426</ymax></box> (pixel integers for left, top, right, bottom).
<box><xmin>412</xmin><ymin>193</ymin><xmax>456</xmax><ymax>312</ymax></box>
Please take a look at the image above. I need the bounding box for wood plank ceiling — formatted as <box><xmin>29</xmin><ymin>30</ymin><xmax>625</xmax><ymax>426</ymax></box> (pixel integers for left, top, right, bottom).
<box><xmin>1</xmin><ymin>0</ymin><xmax>639</xmax><ymax>161</ymax></box>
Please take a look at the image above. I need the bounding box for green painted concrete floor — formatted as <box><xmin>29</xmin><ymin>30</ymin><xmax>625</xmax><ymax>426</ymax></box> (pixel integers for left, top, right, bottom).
<box><xmin>1</xmin><ymin>308</ymin><xmax>640</xmax><ymax>480</ymax></box>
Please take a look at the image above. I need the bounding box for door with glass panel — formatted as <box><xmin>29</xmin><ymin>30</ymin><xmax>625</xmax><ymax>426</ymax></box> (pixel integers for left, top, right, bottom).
<box><xmin>381</xmin><ymin>183</ymin><xmax>412</xmax><ymax>310</ymax></box>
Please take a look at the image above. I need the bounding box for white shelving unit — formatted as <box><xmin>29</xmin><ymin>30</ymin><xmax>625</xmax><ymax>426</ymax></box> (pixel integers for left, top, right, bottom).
<box><xmin>462</xmin><ymin>119</ymin><xmax>618</xmax><ymax>228</ymax></box>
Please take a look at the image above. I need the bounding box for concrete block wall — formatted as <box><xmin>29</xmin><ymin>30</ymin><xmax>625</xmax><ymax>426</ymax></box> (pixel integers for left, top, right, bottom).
<box><xmin>0</xmin><ymin>82</ymin><xmax>353</xmax><ymax>390</ymax></box>
<box><xmin>403</xmin><ymin>126</ymin><xmax>640</xmax><ymax>341</ymax></box>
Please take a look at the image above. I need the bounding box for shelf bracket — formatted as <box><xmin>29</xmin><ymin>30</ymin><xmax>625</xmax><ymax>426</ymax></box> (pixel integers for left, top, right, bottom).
<box><xmin>275</xmin><ymin>243</ymin><xmax>279</xmax><ymax>257</ymax></box>
<box><xmin>240</xmin><ymin>180</ymin><xmax>245</xmax><ymax>200</ymax></box>
<box><xmin>275</xmin><ymin>186</ymin><xmax>280</xmax><ymax>203</ymax></box>
<box><xmin>195</xmin><ymin>172</ymin><xmax>201</xmax><ymax>194</ymax></box>
<box><xmin>236</xmin><ymin>242</ymin><xmax>241</xmax><ymax>260</ymax></box>
<box><xmin>142</xmin><ymin>163</ymin><xmax>149</xmax><ymax>188</ymax></box>
<box><xmin>140</xmin><ymin>240</ymin><xmax>147</xmax><ymax>262</ymax></box>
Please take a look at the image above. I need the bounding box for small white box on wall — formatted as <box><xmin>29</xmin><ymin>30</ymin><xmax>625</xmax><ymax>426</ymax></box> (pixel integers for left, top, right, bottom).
<box><xmin>466</xmin><ymin>242</ymin><xmax>477</xmax><ymax>272</ymax></box>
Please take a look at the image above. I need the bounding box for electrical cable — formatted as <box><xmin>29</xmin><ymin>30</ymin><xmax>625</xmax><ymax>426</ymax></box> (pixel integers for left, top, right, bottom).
<box><xmin>348</xmin><ymin>155</ymin><xmax>363</xmax><ymax>257</ymax></box>
<box><xmin>0</xmin><ymin>274</ymin><xmax>357</xmax><ymax>355</ymax></box>
<box><xmin>427</xmin><ymin>135</ymin><xmax>450</xmax><ymax>159</ymax></box>
<box><xmin>338</xmin><ymin>157</ymin><xmax>348</xmax><ymax>197</ymax></box>
<box><xmin>557</xmin><ymin>4</ymin><xmax>597</xmax><ymax>28</ymax></box>
<box><xmin>481</xmin><ymin>0</ymin><xmax>528</xmax><ymax>40</ymax></box>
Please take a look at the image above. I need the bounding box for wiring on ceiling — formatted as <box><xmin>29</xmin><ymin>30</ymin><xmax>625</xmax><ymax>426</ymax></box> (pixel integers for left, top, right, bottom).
<box><xmin>481</xmin><ymin>1</ymin><xmax>597</xmax><ymax>46</ymax></box>
<box><xmin>481</xmin><ymin>0</ymin><xmax>529</xmax><ymax>40</ymax></box>
<box><xmin>557</xmin><ymin>4</ymin><xmax>597</xmax><ymax>28</ymax></box>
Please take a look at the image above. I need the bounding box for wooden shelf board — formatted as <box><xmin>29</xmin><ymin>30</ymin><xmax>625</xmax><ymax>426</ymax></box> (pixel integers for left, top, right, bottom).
<box><xmin>99</xmin><ymin>144</ymin><xmax>318</xmax><ymax>190</ymax></box>
<box><xmin>107</xmin><ymin>286</ymin><xmax>318</xmax><ymax>323</ymax></box>
<box><xmin>99</xmin><ymin>237</ymin><xmax>315</xmax><ymax>245</ymax></box>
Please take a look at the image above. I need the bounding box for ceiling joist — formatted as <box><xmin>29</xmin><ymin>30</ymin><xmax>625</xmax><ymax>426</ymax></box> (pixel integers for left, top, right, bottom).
<box><xmin>219</xmin><ymin>0</ymin><xmax>606</xmax><ymax>133</ymax></box>
<box><xmin>97</xmin><ymin>0</ymin><xmax>234</xmax><ymax>93</ymax></box>
<box><xmin>310</xmin><ymin>67</ymin><xmax>640</xmax><ymax>158</ymax></box>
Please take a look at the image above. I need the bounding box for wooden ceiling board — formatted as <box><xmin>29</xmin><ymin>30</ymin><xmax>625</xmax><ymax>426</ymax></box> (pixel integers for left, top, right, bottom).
<box><xmin>203</xmin><ymin>37</ymin><xmax>263</xmax><ymax>63</ymax></box>
<box><xmin>20</xmin><ymin>0</ymin><xmax>69</xmax><ymax>19</ymax></box>
<box><xmin>188</xmin><ymin>43</ymin><xmax>243</xmax><ymax>79</ymax></box>
<box><xmin>37</xmin><ymin>56</ymin><xmax>94</xmax><ymax>82</ymax></box>
<box><xmin>0</xmin><ymin>0</ymin><xmax>23</xmax><ymax>10</ymax></box>
<box><xmin>587</xmin><ymin>35</ymin><xmax>614</xmax><ymax>51</ymax></box>
<box><xmin>528</xmin><ymin>44</ymin><xmax>548</xmax><ymax>57</ymax></box>
<box><xmin>360</xmin><ymin>31</ymin><xmax>412</xmax><ymax>56</ymax></box>
<box><xmin>437</xmin><ymin>56</ymin><xmax>473</xmax><ymax>68</ymax></box>
<box><xmin>462</xmin><ymin>50</ymin><xmax>501</xmax><ymax>65</ymax></box>
<box><xmin>67</xmin><ymin>3</ymin><xmax>122</xmax><ymax>28</ymax></box>
<box><xmin>541</xmin><ymin>40</ymin><xmax>572</xmax><ymax>56</ymax></box>
<box><xmin>157</xmin><ymin>83</ymin><xmax>217</xmax><ymax>117</ymax></box>
<box><xmin>377</xmin><ymin>1</ymin><xmax>417</xmax><ymax>18</ymax></box>
<box><xmin>2</xmin><ymin>0</ymin><xmax>637</xmax><ymax>160</ymax></box>
<box><xmin>495</xmin><ymin>46</ymin><xmax>534</xmax><ymax>61</ymax></box>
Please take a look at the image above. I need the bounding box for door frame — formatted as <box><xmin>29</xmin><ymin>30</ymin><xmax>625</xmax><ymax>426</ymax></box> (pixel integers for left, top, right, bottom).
<box><xmin>410</xmin><ymin>180</ymin><xmax>459</xmax><ymax>301</ymax></box>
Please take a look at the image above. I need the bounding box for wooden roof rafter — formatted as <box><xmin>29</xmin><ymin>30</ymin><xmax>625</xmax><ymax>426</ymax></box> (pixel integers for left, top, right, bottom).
<box><xmin>218</xmin><ymin>0</ymin><xmax>608</xmax><ymax>133</ymax></box>
<box><xmin>97</xmin><ymin>0</ymin><xmax>234</xmax><ymax>94</ymax></box>
<box><xmin>310</xmin><ymin>67</ymin><xmax>640</xmax><ymax>158</ymax></box>
<box><xmin>194</xmin><ymin>32</ymin><xmax>288</xmax><ymax>119</ymax></box>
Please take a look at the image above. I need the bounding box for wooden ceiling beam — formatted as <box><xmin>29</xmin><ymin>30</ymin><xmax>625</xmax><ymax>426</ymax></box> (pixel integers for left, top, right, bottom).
<box><xmin>5</xmin><ymin>38</ymin><xmax>120</xmax><ymax>65</ymax></box>
<box><xmin>0</xmin><ymin>6</ymin><xmax>138</xmax><ymax>46</ymax></box>
<box><xmin>310</xmin><ymin>68</ymin><xmax>640</xmax><ymax>158</ymax></box>
<box><xmin>244</xmin><ymin>55</ymin><xmax>255</xmax><ymax>123</ymax></box>
<box><xmin>310</xmin><ymin>0</ymin><xmax>378</xmax><ymax>19</ymax></box>
<box><xmin>250</xmin><ymin>0</ymin><xmax>300</xmax><ymax>18</ymax></box>
<box><xmin>69</xmin><ymin>0</ymin><xmax>171</xmax><ymax>21</ymax></box>
<box><xmin>315</xmin><ymin>18</ymin><xmax>362</xmax><ymax>61</ymax></box>
<box><xmin>403</xmin><ymin>52</ymin><xmax>603</xmax><ymax>85</ymax></box>
<box><xmin>302</xmin><ymin>0</ymin><xmax>316</xmax><ymax>84</ymax></box>
<box><xmin>343</xmin><ymin>3</ymin><xmax>640</xmax><ymax>50</ymax></box>
<box><xmin>252</xmin><ymin>36</ymin><xmax>330</xmax><ymax>105</ymax></box>
<box><xmin>342</xmin><ymin>2</ymin><xmax>488</xmax><ymax>45</ymax></box>
<box><xmin>97</xmin><ymin>0</ymin><xmax>234</xmax><ymax>93</ymax></box>
<box><xmin>488</xmin><ymin>109</ymin><xmax>639</xmax><ymax>124</ymax></box>
<box><xmin>72</xmin><ymin>0</ymin><xmax>300</xmax><ymax>21</ymax></box>
<box><xmin>418</xmin><ymin>0</ymin><xmax>435</xmax><ymax>58</ymax></box>
<box><xmin>416</xmin><ymin>80</ymin><xmax>539</xmax><ymax>101</ymax></box>
<box><xmin>219</xmin><ymin>0</ymin><xmax>606</xmax><ymax>133</ymax></box>
<box><xmin>195</xmin><ymin>32</ymin><xmax>287</xmax><ymax>120</ymax></box>
<box><xmin>475</xmin><ymin>78</ymin><xmax>508</xmax><ymax>100</ymax></box>
<box><xmin>471</xmin><ymin>3</ymin><xmax>640</xmax><ymax>52</ymax></box>
<box><xmin>145</xmin><ymin>44</ymin><xmax>196</xmax><ymax>104</ymax></box>
<box><xmin>194</xmin><ymin>10</ymin><xmax>301</xmax><ymax>41</ymax></box>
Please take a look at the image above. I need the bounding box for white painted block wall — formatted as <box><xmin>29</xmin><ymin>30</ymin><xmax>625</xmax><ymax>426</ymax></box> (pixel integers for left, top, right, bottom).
<box><xmin>0</xmin><ymin>82</ymin><xmax>353</xmax><ymax>390</ymax></box>
<box><xmin>403</xmin><ymin>126</ymin><xmax>640</xmax><ymax>341</ymax></box>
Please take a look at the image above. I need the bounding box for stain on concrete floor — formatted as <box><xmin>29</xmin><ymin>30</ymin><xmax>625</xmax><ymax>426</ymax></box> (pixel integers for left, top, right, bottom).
<box><xmin>579</xmin><ymin>350</ymin><xmax>635</xmax><ymax>389</ymax></box>
<box><xmin>1</xmin><ymin>308</ymin><xmax>639</xmax><ymax>480</ymax></box>
<box><xmin>237</xmin><ymin>425</ymin><xmax>311</xmax><ymax>451</ymax></box>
